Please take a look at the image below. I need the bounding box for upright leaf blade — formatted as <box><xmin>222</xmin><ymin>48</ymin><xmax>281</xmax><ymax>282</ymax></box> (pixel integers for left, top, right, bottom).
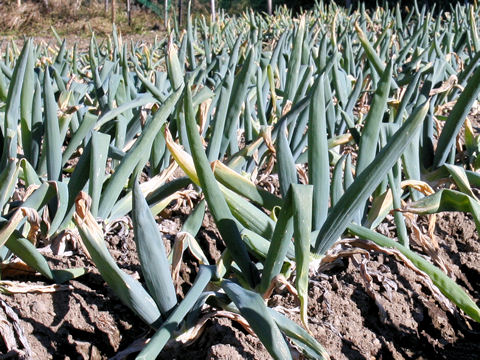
<box><xmin>291</xmin><ymin>184</ymin><xmax>313</xmax><ymax>330</ymax></box>
<box><xmin>314</xmin><ymin>101</ymin><xmax>429</xmax><ymax>255</ymax></box>
<box><xmin>277</xmin><ymin>121</ymin><xmax>298</xmax><ymax>198</ymax></box>
<box><xmin>259</xmin><ymin>188</ymin><xmax>294</xmax><ymax>293</ymax></box>
<box><xmin>433</xmin><ymin>63</ymin><xmax>480</xmax><ymax>167</ymax></box>
<box><xmin>74</xmin><ymin>192</ymin><xmax>161</xmax><ymax>326</ymax></box>
<box><xmin>183</xmin><ymin>85</ymin><xmax>259</xmax><ymax>287</ymax></box>
<box><xmin>308</xmin><ymin>75</ymin><xmax>329</xmax><ymax>230</ymax></box>
<box><xmin>222</xmin><ymin>280</ymin><xmax>292</xmax><ymax>360</ymax></box>
<box><xmin>356</xmin><ymin>61</ymin><xmax>393</xmax><ymax>175</ymax></box>
<box><xmin>44</xmin><ymin>67</ymin><xmax>62</xmax><ymax>182</ymax></box>
<box><xmin>1</xmin><ymin>40</ymin><xmax>31</xmax><ymax>168</ymax></box>
<box><xmin>136</xmin><ymin>265</ymin><xmax>215</xmax><ymax>360</ymax></box>
<box><xmin>132</xmin><ymin>179</ymin><xmax>177</xmax><ymax>316</ymax></box>
<box><xmin>89</xmin><ymin>132</ymin><xmax>110</xmax><ymax>218</ymax></box>
<box><xmin>98</xmin><ymin>85</ymin><xmax>183</xmax><ymax>218</ymax></box>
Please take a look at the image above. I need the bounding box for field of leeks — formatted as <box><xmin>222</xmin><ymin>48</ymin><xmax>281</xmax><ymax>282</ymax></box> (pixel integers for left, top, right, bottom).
<box><xmin>1</xmin><ymin>1</ymin><xmax>480</xmax><ymax>358</ymax></box>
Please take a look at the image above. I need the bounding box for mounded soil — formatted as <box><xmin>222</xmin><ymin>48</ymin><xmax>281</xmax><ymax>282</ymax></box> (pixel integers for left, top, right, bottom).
<box><xmin>1</xmin><ymin>208</ymin><xmax>479</xmax><ymax>359</ymax></box>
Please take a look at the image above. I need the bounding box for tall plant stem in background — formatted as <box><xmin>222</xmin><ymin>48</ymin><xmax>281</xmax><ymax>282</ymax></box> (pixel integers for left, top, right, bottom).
<box><xmin>211</xmin><ymin>0</ymin><xmax>216</xmax><ymax>22</ymax></box>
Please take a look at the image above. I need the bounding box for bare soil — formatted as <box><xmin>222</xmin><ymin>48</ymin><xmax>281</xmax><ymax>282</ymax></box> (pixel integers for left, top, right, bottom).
<box><xmin>1</xmin><ymin>208</ymin><xmax>479</xmax><ymax>359</ymax></box>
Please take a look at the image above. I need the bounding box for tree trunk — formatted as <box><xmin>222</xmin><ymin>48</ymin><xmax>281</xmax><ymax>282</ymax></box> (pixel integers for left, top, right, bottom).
<box><xmin>267</xmin><ymin>0</ymin><xmax>272</xmax><ymax>15</ymax></box>
<box><xmin>112</xmin><ymin>0</ymin><xmax>116</xmax><ymax>24</ymax></box>
<box><xmin>164</xmin><ymin>0</ymin><xmax>169</xmax><ymax>27</ymax></box>
<box><xmin>127</xmin><ymin>0</ymin><xmax>131</xmax><ymax>26</ymax></box>
<box><xmin>210</xmin><ymin>0</ymin><xmax>216</xmax><ymax>22</ymax></box>
<box><xmin>105</xmin><ymin>0</ymin><xmax>109</xmax><ymax>14</ymax></box>
<box><xmin>177</xmin><ymin>0</ymin><xmax>182</xmax><ymax>27</ymax></box>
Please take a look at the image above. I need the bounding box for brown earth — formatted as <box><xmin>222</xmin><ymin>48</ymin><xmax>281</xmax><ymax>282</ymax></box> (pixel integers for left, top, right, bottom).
<box><xmin>1</xmin><ymin>207</ymin><xmax>479</xmax><ymax>359</ymax></box>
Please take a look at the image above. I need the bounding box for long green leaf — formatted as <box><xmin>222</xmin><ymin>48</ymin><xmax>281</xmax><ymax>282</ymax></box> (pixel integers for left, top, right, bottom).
<box><xmin>222</xmin><ymin>279</ymin><xmax>292</xmax><ymax>360</ymax></box>
<box><xmin>5</xmin><ymin>234</ymin><xmax>85</xmax><ymax>283</ymax></box>
<box><xmin>277</xmin><ymin>121</ymin><xmax>298</xmax><ymax>198</ymax></box>
<box><xmin>98</xmin><ymin>85</ymin><xmax>183</xmax><ymax>218</ymax></box>
<box><xmin>136</xmin><ymin>265</ymin><xmax>215</xmax><ymax>360</ymax></box>
<box><xmin>94</xmin><ymin>94</ymin><xmax>155</xmax><ymax>130</ymax></box>
<box><xmin>308</xmin><ymin>75</ymin><xmax>329</xmax><ymax>230</ymax></box>
<box><xmin>267</xmin><ymin>308</ymin><xmax>329</xmax><ymax>360</ymax></box>
<box><xmin>132</xmin><ymin>179</ymin><xmax>177</xmax><ymax>316</ymax></box>
<box><xmin>348</xmin><ymin>223</ymin><xmax>480</xmax><ymax>323</ymax></box>
<box><xmin>356</xmin><ymin>61</ymin><xmax>393</xmax><ymax>175</ymax></box>
<box><xmin>259</xmin><ymin>188</ymin><xmax>294</xmax><ymax>293</ymax></box>
<box><xmin>19</xmin><ymin>42</ymin><xmax>35</xmax><ymax>165</ymax></box>
<box><xmin>74</xmin><ymin>192</ymin><xmax>161</xmax><ymax>326</ymax></box>
<box><xmin>183</xmin><ymin>84</ymin><xmax>259</xmax><ymax>287</ymax></box>
<box><xmin>212</xmin><ymin>161</ymin><xmax>282</xmax><ymax>210</ymax></box>
<box><xmin>89</xmin><ymin>132</ymin><xmax>110</xmax><ymax>217</ymax></box>
<box><xmin>433</xmin><ymin>61</ymin><xmax>480</xmax><ymax>167</ymax></box>
<box><xmin>284</xmin><ymin>16</ymin><xmax>305</xmax><ymax>103</ymax></box>
<box><xmin>220</xmin><ymin>47</ymin><xmax>257</xmax><ymax>157</ymax></box>
<box><xmin>402</xmin><ymin>189</ymin><xmax>480</xmax><ymax>233</ymax></box>
<box><xmin>291</xmin><ymin>184</ymin><xmax>313</xmax><ymax>330</ymax></box>
<box><xmin>44</xmin><ymin>67</ymin><xmax>62</xmax><ymax>182</ymax></box>
<box><xmin>1</xmin><ymin>40</ymin><xmax>31</xmax><ymax>168</ymax></box>
<box><xmin>314</xmin><ymin>101</ymin><xmax>429</xmax><ymax>254</ymax></box>
<box><xmin>0</xmin><ymin>158</ymin><xmax>18</xmax><ymax>210</ymax></box>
